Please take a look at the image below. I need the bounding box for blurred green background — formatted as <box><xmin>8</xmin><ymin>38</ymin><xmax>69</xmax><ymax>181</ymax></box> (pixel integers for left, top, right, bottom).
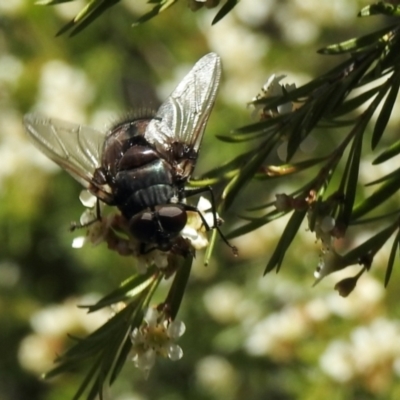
<box><xmin>2</xmin><ymin>0</ymin><xmax>400</xmax><ymax>399</ymax></box>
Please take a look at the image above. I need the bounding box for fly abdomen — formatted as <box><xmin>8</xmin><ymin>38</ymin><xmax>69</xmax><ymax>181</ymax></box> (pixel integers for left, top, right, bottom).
<box><xmin>129</xmin><ymin>184</ymin><xmax>175</xmax><ymax>214</ymax></box>
<box><xmin>114</xmin><ymin>157</ymin><xmax>176</xmax><ymax>218</ymax></box>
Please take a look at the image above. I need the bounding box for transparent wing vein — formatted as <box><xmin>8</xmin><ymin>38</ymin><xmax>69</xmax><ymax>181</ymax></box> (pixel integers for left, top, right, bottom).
<box><xmin>145</xmin><ymin>53</ymin><xmax>221</xmax><ymax>154</ymax></box>
<box><xmin>24</xmin><ymin>114</ymin><xmax>104</xmax><ymax>189</ymax></box>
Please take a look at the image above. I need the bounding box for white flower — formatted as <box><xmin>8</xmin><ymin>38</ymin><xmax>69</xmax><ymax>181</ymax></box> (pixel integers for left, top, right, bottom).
<box><xmin>18</xmin><ymin>295</ymin><xmax>109</xmax><ymax>374</ymax></box>
<box><xmin>79</xmin><ymin>190</ymin><xmax>97</xmax><ymax>208</ymax></box>
<box><xmin>320</xmin><ymin>318</ymin><xmax>400</xmax><ymax>384</ymax></box>
<box><xmin>72</xmin><ymin>192</ymin><xmax>217</xmax><ymax>272</ymax></box>
<box><xmin>181</xmin><ymin>196</ymin><xmax>216</xmax><ymax>250</ymax></box>
<box><xmin>251</xmin><ymin>74</ymin><xmax>297</xmax><ymax>119</ymax></box>
<box><xmin>130</xmin><ymin>308</ymin><xmax>185</xmax><ymax>374</ymax></box>
<box><xmin>262</xmin><ymin>74</ymin><xmax>287</xmax><ymax>97</ymax></box>
<box><xmin>72</xmin><ymin>190</ymin><xmax>110</xmax><ymax>248</ymax></box>
<box><xmin>72</xmin><ymin>236</ymin><xmax>86</xmax><ymax>249</ymax></box>
<box><xmin>72</xmin><ymin>190</ymin><xmax>147</xmax><ymax>268</ymax></box>
<box><xmin>136</xmin><ymin>250</ymin><xmax>169</xmax><ymax>274</ymax></box>
<box><xmin>72</xmin><ymin>191</ymin><xmax>170</xmax><ymax>273</ymax></box>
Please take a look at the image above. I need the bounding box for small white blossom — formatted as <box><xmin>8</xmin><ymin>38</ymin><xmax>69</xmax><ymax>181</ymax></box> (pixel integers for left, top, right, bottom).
<box><xmin>79</xmin><ymin>190</ymin><xmax>97</xmax><ymax>208</ymax></box>
<box><xmin>320</xmin><ymin>318</ymin><xmax>400</xmax><ymax>384</ymax></box>
<box><xmin>73</xmin><ymin>191</ymin><xmax>145</xmax><ymax>264</ymax></box>
<box><xmin>263</xmin><ymin>74</ymin><xmax>286</xmax><ymax>96</ymax></box>
<box><xmin>145</xmin><ymin>308</ymin><xmax>159</xmax><ymax>325</ymax></box>
<box><xmin>18</xmin><ymin>295</ymin><xmax>109</xmax><ymax>374</ymax></box>
<box><xmin>251</xmin><ymin>74</ymin><xmax>297</xmax><ymax>119</ymax></box>
<box><xmin>136</xmin><ymin>250</ymin><xmax>169</xmax><ymax>274</ymax></box>
<box><xmin>130</xmin><ymin>308</ymin><xmax>185</xmax><ymax>374</ymax></box>
<box><xmin>72</xmin><ymin>236</ymin><xmax>86</xmax><ymax>249</ymax></box>
<box><xmin>181</xmin><ymin>196</ymin><xmax>217</xmax><ymax>251</ymax></box>
<box><xmin>71</xmin><ymin>190</ymin><xmax>110</xmax><ymax>248</ymax></box>
<box><xmin>167</xmin><ymin>343</ymin><xmax>183</xmax><ymax>361</ymax></box>
<box><xmin>167</xmin><ymin>319</ymin><xmax>186</xmax><ymax>339</ymax></box>
<box><xmin>132</xmin><ymin>348</ymin><xmax>156</xmax><ymax>373</ymax></box>
<box><xmin>79</xmin><ymin>208</ymin><xmax>95</xmax><ymax>226</ymax></box>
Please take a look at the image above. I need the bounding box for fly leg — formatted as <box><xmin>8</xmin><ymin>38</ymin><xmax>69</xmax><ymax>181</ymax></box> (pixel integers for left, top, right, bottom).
<box><xmin>183</xmin><ymin>186</ymin><xmax>238</xmax><ymax>255</ymax></box>
<box><xmin>70</xmin><ymin>198</ymin><xmax>102</xmax><ymax>231</ymax></box>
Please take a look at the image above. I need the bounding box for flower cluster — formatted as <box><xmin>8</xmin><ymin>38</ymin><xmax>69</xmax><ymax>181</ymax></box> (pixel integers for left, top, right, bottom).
<box><xmin>72</xmin><ymin>191</ymin><xmax>216</xmax><ymax>273</ymax></box>
<box><xmin>130</xmin><ymin>308</ymin><xmax>186</xmax><ymax>375</ymax></box>
<box><xmin>18</xmin><ymin>295</ymin><xmax>110</xmax><ymax>374</ymax></box>
<box><xmin>320</xmin><ymin>318</ymin><xmax>400</xmax><ymax>391</ymax></box>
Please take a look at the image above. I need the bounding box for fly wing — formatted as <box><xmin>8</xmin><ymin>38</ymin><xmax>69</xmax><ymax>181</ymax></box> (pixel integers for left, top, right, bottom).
<box><xmin>145</xmin><ymin>53</ymin><xmax>221</xmax><ymax>155</ymax></box>
<box><xmin>24</xmin><ymin>114</ymin><xmax>105</xmax><ymax>190</ymax></box>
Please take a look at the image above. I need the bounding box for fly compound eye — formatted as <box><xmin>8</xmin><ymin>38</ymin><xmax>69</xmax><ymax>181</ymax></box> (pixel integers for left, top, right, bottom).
<box><xmin>157</xmin><ymin>205</ymin><xmax>187</xmax><ymax>235</ymax></box>
<box><xmin>129</xmin><ymin>206</ymin><xmax>187</xmax><ymax>245</ymax></box>
<box><xmin>129</xmin><ymin>211</ymin><xmax>156</xmax><ymax>243</ymax></box>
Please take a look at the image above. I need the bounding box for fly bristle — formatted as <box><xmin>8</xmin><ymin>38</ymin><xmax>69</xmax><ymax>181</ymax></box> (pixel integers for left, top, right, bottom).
<box><xmin>107</xmin><ymin>107</ymin><xmax>158</xmax><ymax>133</ymax></box>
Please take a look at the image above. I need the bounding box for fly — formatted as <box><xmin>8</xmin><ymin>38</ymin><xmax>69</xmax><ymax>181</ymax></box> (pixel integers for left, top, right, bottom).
<box><xmin>24</xmin><ymin>53</ymin><xmax>236</xmax><ymax>254</ymax></box>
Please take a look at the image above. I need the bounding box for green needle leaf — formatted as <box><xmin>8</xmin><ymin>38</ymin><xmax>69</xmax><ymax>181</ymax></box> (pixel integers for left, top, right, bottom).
<box><xmin>72</xmin><ymin>357</ymin><xmax>103</xmax><ymax>400</ymax></box>
<box><xmin>385</xmin><ymin>229</ymin><xmax>400</xmax><ymax>287</ymax></box>
<box><xmin>83</xmin><ymin>269</ymin><xmax>156</xmax><ymax>312</ymax></box>
<box><xmin>212</xmin><ymin>0</ymin><xmax>238</xmax><ymax>25</ymax></box>
<box><xmin>56</xmin><ymin>0</ymin><xmax>120</xmax><ymax>36</ymax></box>
<box><xmin>372</xmin><ymin>72</ymin><xmax>400</xmax><ymax>149</ymax></box>
<box><xmin>36</xmin><ymin>0</ymin><xmax>74</xmax><ymax>4</ymax></box>
<box><xmin>222</xmin><ymin>135</ymin><xmax>279</xmax><ymax>212</ymax></box>
<box><xmin>373</xmin><ymin>139</ymin><xmax>400</xmax><ymax>164</ymax></box>
<box><xmin>341</xmin><ymin>127</ymin><xmax>364</xmax><ymax>226</ymax></box>
<box><xmin>352</xmin><ymin>177</ymin><xmax>400</xmax><ymax>220</ymax></box>
<box><xmin>365</xmin><ymin>167</ymin><xmax>400</xmax><ymax>186</ymax></box>
<box><xmin>330</xmin><ymin>86</ymin><xmax>380</xmax><ymax>117</ymax></box>
<box><xmin>318</xmin><ymin>24</ymin><xmax>396</xmax><ymax>54</ymax></box>
<box><xmin>164</xmin><ymin>255</ymin><xmax>193</xmax><ymax>320</ymax></box>
<box><xmin>264</xmin><ymin>210</ymin><xmax>307</xmax><ymax>274</ymax></box>
<box><xmin>359</xmin><ymin>3</ymin><xmax>400</xmax><ymax>17</ymax></box>
<box><xmin>216</xmin><ymin>131</ymin><xmax>265</xmax><ymax>142</ymax></box>
<box><xmin>133</xmin><ymin>0</ymin><xmax>178</xmax><ymax>26</ymax></box>
<box><xmin>227</xmin><ymin>210</ymin><xmax>286</xmax><ymax>239</ymax></box>
<box><xmin>343</xmin><ymin>223</ymin><xmax>397</xmax><ymax>266</ymax></box>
